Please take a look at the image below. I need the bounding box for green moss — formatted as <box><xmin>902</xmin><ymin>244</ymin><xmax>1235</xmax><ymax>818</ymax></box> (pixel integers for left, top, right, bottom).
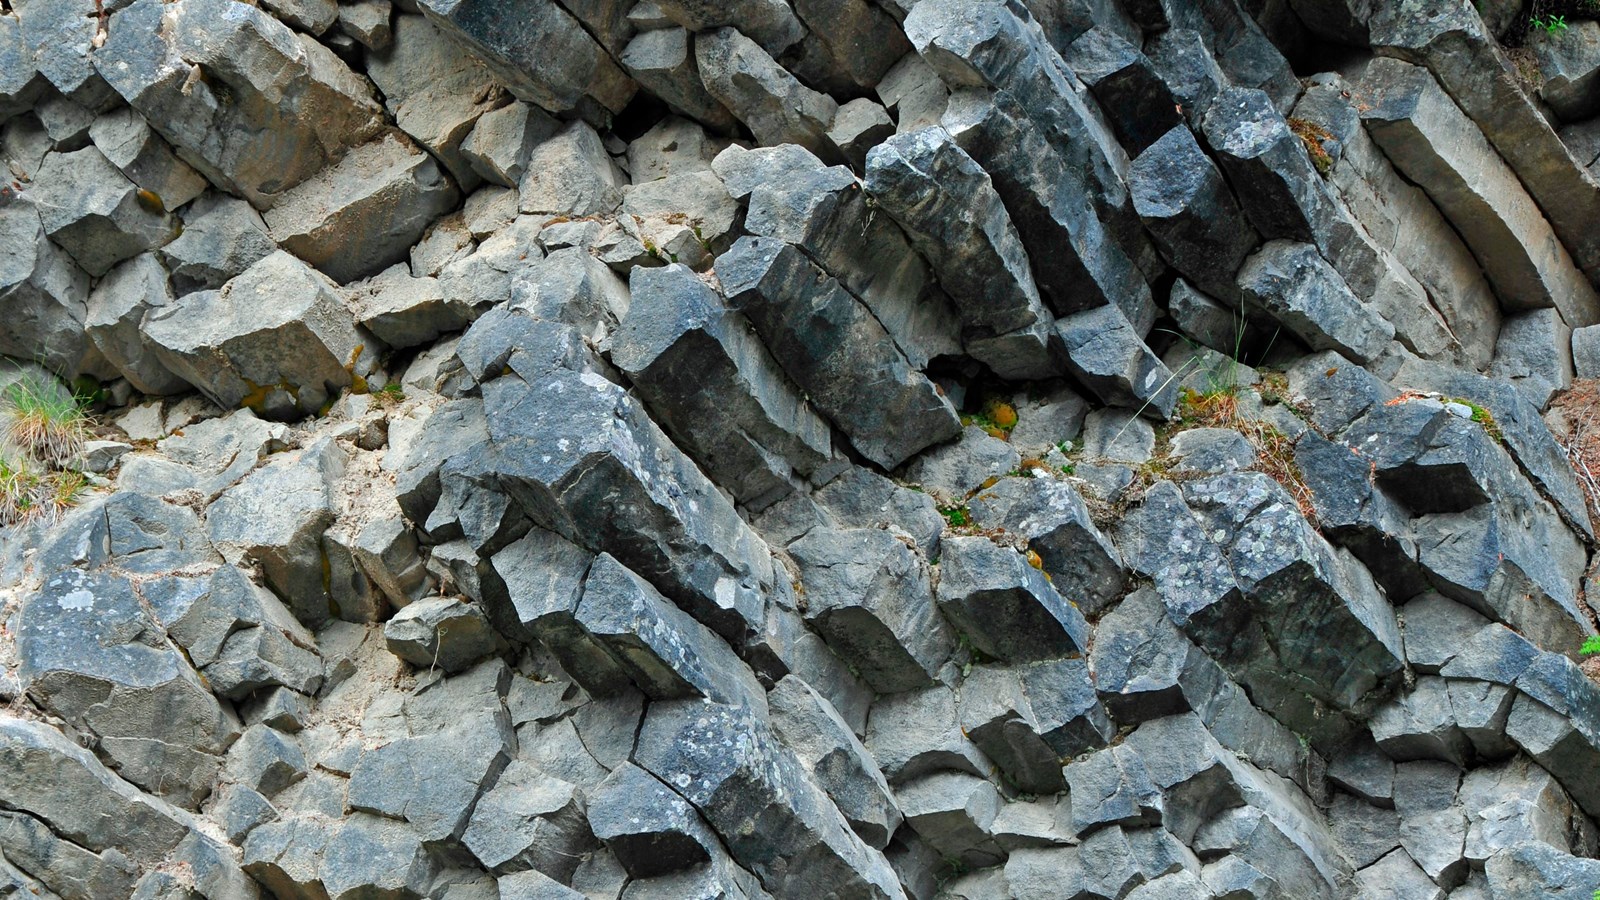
<box><xmin>938</xmin><ymin>505</ymin><xmax>971</xmax><ymax>528</ymax></box>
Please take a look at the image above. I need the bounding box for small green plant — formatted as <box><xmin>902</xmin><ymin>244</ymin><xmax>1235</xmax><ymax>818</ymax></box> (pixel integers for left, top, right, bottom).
<box><xmin>1534</xmin><ymin>13</ymin><xmax>1569</xmax><ymax>32</ymax></box>
<box><xmin>1582</xmin><ymin>635</ymin><xmax>1600</xmax><ymax>656</ymax></box>
<box><xmin>372</xmin><ymin>381</ymin><xmax>406</xmax><ymax>407</ymax></box>
<box><xmin>1445</xmin><ymin>397</ymin><xmax>1504</xmax><ymax>444</ymax></box>
<box><xmin>961</xmin><ymin>399</ymin><xmax>1019</xmax><ymax>440</ymax></box>
<box><xmin>938</xmin><ymin>504</ymin><xmax>971</xmax><ymax>528</ymax></box>
<box><xmin>2</xmin><ymin>372</ymin><xmax>89</xmax><ymax>468</ymax></box>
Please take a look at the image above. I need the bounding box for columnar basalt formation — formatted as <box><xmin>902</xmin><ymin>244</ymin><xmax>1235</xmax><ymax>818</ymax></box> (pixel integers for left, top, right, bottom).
<box><xmin>4</xmin><ymin>0</ymin><xmax>1600</xmax><ymax>898</ymax></box>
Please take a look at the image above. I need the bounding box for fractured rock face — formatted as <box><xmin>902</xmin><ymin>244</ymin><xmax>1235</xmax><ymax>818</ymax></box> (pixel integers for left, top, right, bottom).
<box><xmin>263</xmin><ymin>131</ymin><xmax>459</xmax><ymax>284</ymax></box>
<box><xmin>142</xmin><ymin>251</ymin><xmax>364</xmax><ymax>419</ymax></box>
<box><xmin>95</xmin><ymin>0</ymin><xmax>385</xmax><ymax>209</ymax></box>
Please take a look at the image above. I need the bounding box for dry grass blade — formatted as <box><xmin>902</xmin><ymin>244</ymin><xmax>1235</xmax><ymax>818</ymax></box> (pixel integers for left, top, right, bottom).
<box><xmin>1</xmin><ymin>372</ymin><xmax>88</xmax><ymax>468</ymax></box>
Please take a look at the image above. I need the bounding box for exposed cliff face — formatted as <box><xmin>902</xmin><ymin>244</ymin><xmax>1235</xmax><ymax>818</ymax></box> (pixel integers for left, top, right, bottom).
<box><xmin>4</xmin><ymin>0</ymin><xmax>1600</xmax><ymax>897</ymax></box>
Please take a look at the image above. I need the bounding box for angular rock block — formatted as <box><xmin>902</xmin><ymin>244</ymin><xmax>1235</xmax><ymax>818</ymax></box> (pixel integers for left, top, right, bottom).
<box><xmin>635</xmin><ymin>699</ymin><xmax>905</xmax><ymax>899</ymax></box>
<box><xmin>900</xmin><ymin>426</ymin><xmax>1020</xmax><ymax>504</ymax></box>
<box><xmin>718</xmin><ymin>236</ymin><xmax>961</xmax><ymax>469</ymax></box>
<box><xmin>365</xmin><ymin>12</ymin><xmax>508</xmax><ymax>188</ymax></box>
<box><xmin>897</xmin><ymin>771</ymin><xmax>1007</xmax><ymax>870</ymax></box>
<box><xmin>30</xmin><ymin>146</ymin><xmax>176</xmax><ymax>277</ymax></box>
<box><xmin>903</xmin><ymin>0</ymin><xmax>1142</xmax><ymax>263</ymax></box>
<box><xmin>620</xmin><ymin>27</ymin><xmax>736</xmax><ymax>132</ymax></box>
<box><xmin>85</xmin><ymin>254</ymin><xmax>190</xmax><ymax>395</ymax></box>
<box><xmin>1067</xmin><ymin>27</ymin><xmax>1184</xmax><ymax>156</ymax></box>
<box><xmin>490</xmin><ymin>526</ymin><xmax>626</xmax><ymax>694</ymax></box>
<box><xmin>587</xmin><ymin>761</ymin><xmax>717</xmax><ymax>878</ymax></box>
<box><xmin>866</xmin><ymin>127</ymin><xmax>1061</xmax><ymax>379</ymax></box>
<box><xmin>519</xmin><ymin>120</ymin><xmax>626</xmax><ymax>218</ymax></box>
<box><xmin>417</xmin><ymin>0</ymin><xmax>634</xmax><ymax>124</ymax></box>
<box><xmin>206</xmin><ymin>438</ymin><xmax>342</xmax><ymax>627</ymax></box>
<box><xmin>936</xmin><ymin>535</ymin><xmax>1090</xmax><ymax>663</ymax></box>
<box><xmin>718</xmin><ymin>143</ymin><xmax>963</xmax><ymax>370</ymax></box>
<box><xmin>1371</xmin><ymin>3</ymin><xmax>1600</xmax><ymax>288</ymax></box>
<box><xmin>149</xmin><ymin>563</ymin><xmax>324</xmax><ymax>701</ymax></box>
<box><xmin>651</xmin><ymin>0</ymin><xmax>804</xmax><ymax>56</ymax></box>
<box><xmin>959</xmin><ymin>665</ymin><xmax>1068</xmax><ymax>794</ymax></box>
<box><xmin>348</xmin><ymin>265</ymin><xmax>465</xmax><ymax>352</ymax></box>
<box><xmin>696</xmin><ymin>27</ymin><xmax>841</xmax><ymax>165</ymax></box>
<box><xmin>1236</xmin><ymin>241</ymin><xmax>1393</xmax><ymax>364</ymax></box>
<box><xmin>1358</xmin><ymin>57</ymin><xmax>1600</xmax><ymax>327</ymax></box>
<box><xmin>942</xmin><ymin>87</ymin><xmax>1153</xmax><ymax>330</ymax></box>
<box><xmin>143</xmin><ymin>251</ymin><xmax>363</xmax><ymax>419</ymax></box>
<box><xmin>865</xmin><ymin>686</ymin><xmax>994</xmax><ymax>785</ymax></box>
<box><xmin>1131</xmin><ymin>125</ymin><xmax>1259</xmax><ymax>301</ymax></box>
<box><xmin>16</xmin><ymin>569</ymin><xmax>241</xmax><ymax>809</ymax></box>
<box><xmin>0</xmin><ymin>16</ymin><xmax>46</xmax><ymax>122</ymax></box>
<box><xmin>483</xmin><ymin>370</ymin><xmax>773</xmax><ymax>648</ymax></box>
<box><xmin>460</xmin><ymin>102</ymin><xmax>558</xmax><ymax>189</ymax></box>
<box><xmin>0</xmin><ymin>200</ymin><xmax>95</xmax><ymax>378</ymax></box>
<box><xmin>770</xmin><ymin>675</ymin><xmax>903</xmax><ymax>849</ymax></box>
<box><xmin>463</xmin><ymin>759</ymin><xmax>596</xmax><ymax>879</ymax></box>
<box><xmin>383</xmin><ymin>596</ymin><xmax>499</xmax><ymax>673</ymax></box>
<box><xmin>158</xmin><ymin>193</ymin><xmax>279</xmax><ymax>295</ymax></box>
<box><xmin>1056</xmin><ymin>303</ymin><xmax>1180</xmax><ymax>418</ymax></box>
<box><xmin>264</xmin><ymin>131</ymin><xmax>458</xmax><ymax>284</ymax></box>
<box><xmin>575</xmin><ymin>553</ymin><xmax>765</xmax><ymax>708</ymax></box>
<box><xmin>613</xmin><ymin>264</ymin><xmax>833</xmax><ymax>511</ymax></box>
<box><xmin>95</xmin><ymin>0</ymin><xmax>384</xmax><ymax>208</ymax></box>
<box><xmin>789</xmin><ymin>527</ymin><xmax>954</xmax><ymax>693</ymax></box>
<box><xmin>967</xmin><ymin>476</ymin><xmax>1125</xmax><ymax>615</ymax></box>
<box><xmin>88</xmin><ymin>107</ymin><xmax>207</xmax><ymax>210</ymax></box>
<box><xmin>1491</xmin><ymin>307</ymin><xmax>1573</xmax><ymax>410</ymax></box>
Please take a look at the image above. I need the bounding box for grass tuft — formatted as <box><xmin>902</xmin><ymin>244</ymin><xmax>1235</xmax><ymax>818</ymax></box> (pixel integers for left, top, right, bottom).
<box><xmin>2</xmin><ymin>372</ymin><xmax>89</xmax><ymax>469</ymax></box>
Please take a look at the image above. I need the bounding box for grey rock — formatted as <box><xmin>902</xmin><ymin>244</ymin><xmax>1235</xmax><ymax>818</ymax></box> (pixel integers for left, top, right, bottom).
<box><xmin>463</xmin><ymin>758</ymin><xmax>595</xmax><ymax>879</ymax></box>
<box><xmin>770</xmin><ymin>675</ymin><xmax>903</xmax><ymax>849</ymax></box>
<box><xmin>416</xmin><ymin>0</ymin><xmax>633</xmax><ymax>125</ymax></box>
<box><xmin>1354</xmin><ymin>849</ymin><xmax>1445</xmax><ymax>900</ymax></box>
<box><xmin>1330</xmin><ymin>793</ymin><xmax>1401</xmax><ymax>870</ymax></box>
<box><xmin>1484</xmin><ymin>841</ymin><xmax>1600</xmax><ymax>900</ymax></box>
<box><xmin>959</xmin><ymin>664</ymin><xmax>1067</xmax><ymax>794</ymax></box>
<box><xmin>1236</xmin><ymin>240</ymin><xmax>1393</xmax><ymax>364</ymax></box>
<box><xmin>588</xmin><ymin>761</ymin><xmax>717</xmax><ymax>878</ymax></box>
<box><xmin>1574</xmin><ymin>323</ymin><xmax>1600</xmax><ymax>379</ymax></box>
<box><xmin>339</xmin><ymin>0</ymin><xmax>393</xmax><ymax>48</ymax></box>
<box><xmin>901</xmin><ymin>426</ymin><xmax>1020</xmax><ymax>504</ymax></box>
<box><xmin>1170</xmin><ymin>428</ymin><xmax>1256</xmax><ymax>474</ymax></box>
<box><xmin>793</xmin><ymin>0</ymin><xmax>911</xmax><ymax>90</ymax></box>
<box><xmin>1357</xmin><ymin>56</ymin><xmax>1600</xmax><ymax>327</ymax></box>
<box><xmin>1533</xmin><ymin>19</ymin><xmax>1600</xmax><ymax>121</ymax></box>
<box><xmin>483</xmin><ymin>370</ymin><xmax>774</xmax><ymax>650</ymax></box>
<box><xmin>1007</xmin><ymin>385</ymin><xmax>1088</xmax><ymax>456</ymax></box>
<box><xmin>1491</xmin><ymin>308</ymin><xmax>1573</xmax><ymax>410</ymax></box>
<box><xmin>95</xmin><ymin>0</ymin><xmax>384</xmax><ymax>209</ymax></box>
<box><xmin>814</xmin><ymin>467</ymin><xmax>945</xmax><ymax>559</ymax></box>
<box><xmin>614</xmin><ymin>263</ymin><xmax>833</xmax><ymax>511</ymax></box>
<box><xmin>903</xmin><ymin>0</ymin><xmax>1142</xmax><ymax>267</ymax></box>
<box><xmin>158</xmin><ymin>193</ymin><xmax>278</xmax><ymax>295</ymax></box>
<box><xmin>696</xmin><ymin>28</ymin><xmax>840</xmax><ymax>164</ymax></box>
<box><xmin>936</xmin><ymin>534</ymin><xmax>1090</xmax><ymax>662</ymax></box>
<box><xmin>349</xmin><ymin>264</ymin><xmax>466</xmax><ymax>351</ymax></box>
<box><xmin>264</xmin><ymin>131</ymin><xmax>457</xmax><ymax>284</ymax></box>
<box><xmin>1401</xmin><ymin>593</ymin><xmax>1492</xmax><ymax>676</ymax></box>
<box><xmin>575</xmin><ymin>553</ymin><xmax>765</xmax><ymax>708</ymax></box>
<box><xmin>17</xmin><ymin>569</ymin><xmax>239</xmax><ymax>809</ymax></box>
<box><xmin>828</xmin><ymin>98</ymin><xmax>895</xmax><ymax>170</ymax></box>
<box><xmin>865</xmin><ymin>127</ymin><xmax>1060</xmax><ymax>379</ymax></box>
<box><xmin>1056</xmin><ymin>303</ymin><xmax>1179</xmax><ymax>418</ymax></box>
<box><xmin>1082</xmin><ymin>407</ymin><xmax>1155</xmax><ymax>463</ymax></box>
<box><xmin>212</xmin><ymin>783</ymin><xmax>279</xmax><ymax>846</ymax></box>
<box><xmin>461</xmin><ymin>102</ymin><xmax>558</xmax><ymax>188</ymax></box>
<box><xmin>790</xmin><ymin>527</ymin><xmax>953</xmax><ymax>693</ymax></box>
<box><xmin>0</xmin><ymin>15</ymin><xmax>45</xmax><ymax>122</ymax></box>
<box><xmin>30</xmin><ymin>146</ymin><xmax>175</xmax><ymax>277</ymax></box>
<box><xmin>383</xmin><ymin>596</ymin><xmax>500</xmax><ymax>673</ymax></box>
<box><xmin>84</xmin><ymin>253</ymin><xmax>190</xmax><ymax>395</ymax></box>
<box><xmin>877</xmin><ymin>52</ymin><xmax>950</xmax><ymax>134</ymax></box>
<box><xmin>143</xmin><ymin>251</ymin><xmax>363</xmax><ymax>419</ymax></box>
<box><xmin>1169</xmin><ymin>279</ymin><xmax>1272</xmax><ymax>357</ymax></box>
<box><xmin>519</xmin><ymin>120</ymin><xmax>626</xmax><ymax>217</ymax></box>
<box><xmin>1130</xmin><ymin>124</ymin><xmax>1257</xmax><ymax>300</ymax></box>
<box><xmin>865</xmin><ymin>686</ymin><xmax>992</xmax><ymax>784</ymax></box>
<box><xmin>719</xmin><ymin>236</ymin><xmax>961</xmax><ymax>469</ymax></box>
<box><xmin>627</xmin><ymin>116</ymin><xmax>727</xmax><ymax>182</ymax></box>
<box><xmin>1063</xmin><ymin>746</ymin><xmax>1164</xmax><ymax>833</ymax></box>
<box><xmin>16</xmin><ymin>0</ymin><xmax>114</xmax><ymax>109</ymax></box>
<box><xmin>510</xmin><ymin>247</ymin><xmax>630</xmax><ymax>344</ymax></box>
<box><xmin>966</xmin><ymin>475</ymin><xmax>1125</xmax><ymax>616</ymax></box>
<box><xmin>207</xmin><ymin>439</ymin><xmax>343</xmax><ymax>626</ymax></box>
<box><xmin>156</xmin><ymin>407</ymin><xmax>292</xmax><ymax>499</ymax></box>
<box><xmin>0</xmin><ymin>200</ymin><xmax>94</xmax><ymax>377</ymax></box>
<box><xmin>490</xmin><ymin>526</ymin><xmax>623</xmax><ymax>691</ymax></box>
<box><xmin>1369</xmin><ymin>676</ymin><xmax>1473</xmax><ymax>766</ymax></box>
<box><xmin>224</xmin><ymin>724</ymin><xmax>307</xmax><ymax>798</ymax></box>
<box><xmin>718</xmin><ymin>143</ymin><xmax>964</xmax><ymax>371</ymax></box>
<box><xmin>650</xmin><ymin>0</ymin><xmax>803</xmax><ymax>55</ymax></box>
<box><xmin>366</xmin><ymin>12</ymin><xmax>506</xmax><ymax>187</ymax></box>
<box><xmin>896</xmin><ymin>771</ymin><xmax>1006</xmax><ymax>870</ymax></box>
<box><xmin>88</xmin><ymin>106</ymin><xmax>207</xmax><ymax>210</ymax></box>
<box><xmin>943</xmin><ymin>87</ymin><xmax>1153</xmax><ymax>331</ymax></box>
<box><xmin>1067</xmin><ymin>27</ymin><xmax>1183</xmax><ymax>155</ymax></box>
<box><xmin>620</xmin><ymin>28</ymin><xmax>737</xmax><ymax>133</ymax></box>
<box><xmin>635</xmin><ymin>699</ymin><xmax>905</xmax><ymax>899</ymax></box>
